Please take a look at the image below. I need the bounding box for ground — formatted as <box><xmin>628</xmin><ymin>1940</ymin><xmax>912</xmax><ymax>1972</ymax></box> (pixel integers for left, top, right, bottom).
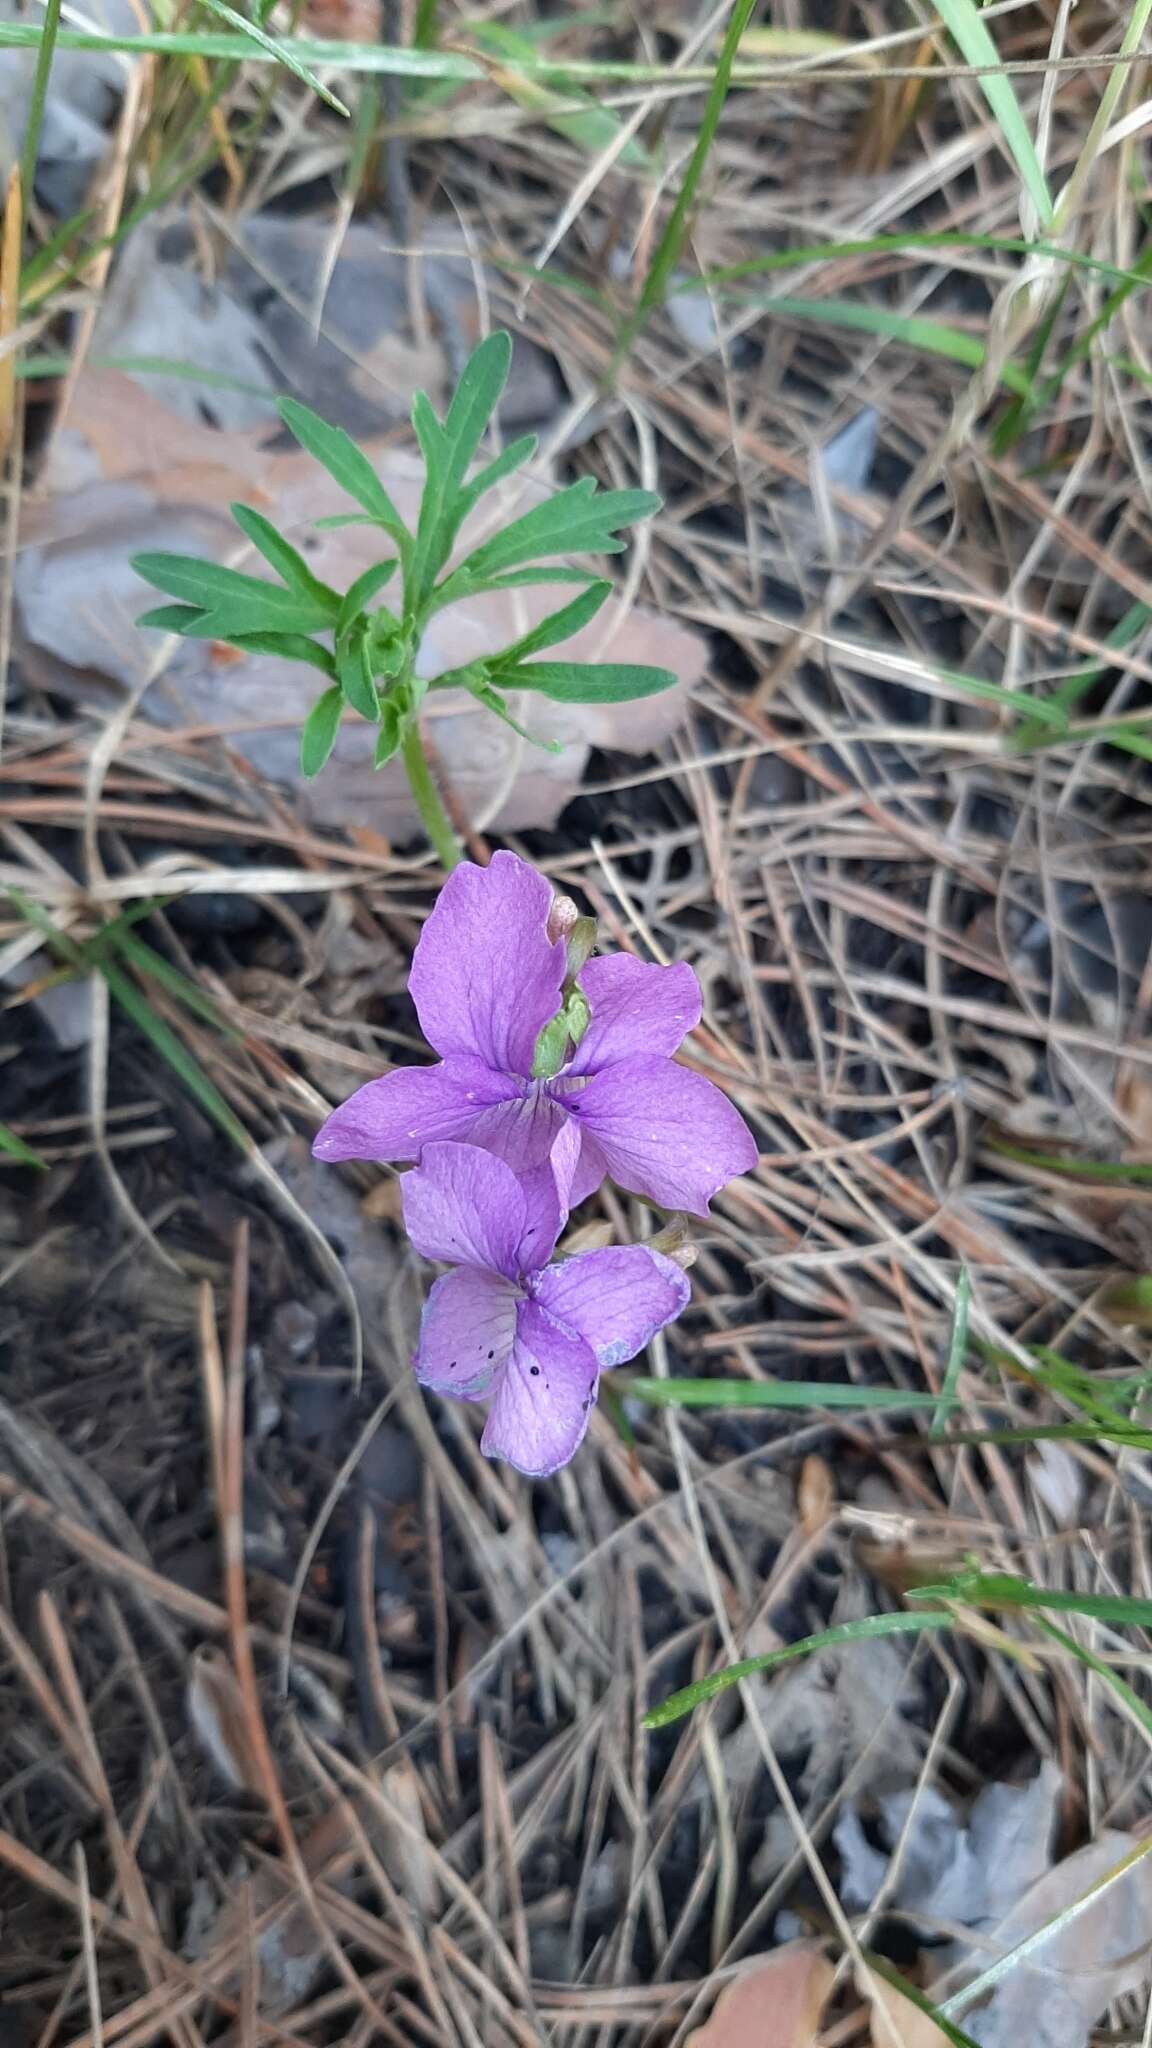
<box><xmin>2</xmin><ymin>3</ymin><xmax>1152</xmax><ymax>2044</ymax></box>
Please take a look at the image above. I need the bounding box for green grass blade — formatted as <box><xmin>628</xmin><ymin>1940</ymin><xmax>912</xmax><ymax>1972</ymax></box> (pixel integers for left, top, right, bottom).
<box><xmin>911</xmin><ymin>1568</ymin><xmax>1152</xmax><ymax>1629</ymax></box>
<box><xmin>987</xmin><ymin>1138</ymin><xmax>1152</xmax><ymax>1185</ymax></box>
<box><xmin>613</xmin><ymin>0</ymin><xmax>759</xmax><ymax>363</ymax></box>
<box><xmin>1013</xmin><ymin>599</ymin><xmax>1152</xmax><ymax>747</ymax></box>
<box><xmin>18</xmin><ymin>0</ymin><xmax>64</xmax><ymax>231</ymax></box>
<box><xmin>644</xmin><ymin>1611</ymin><xmax>955</xmax><ymax>1728</ymax></box>
<box><xmin>931</xmin><ymin>1267</ymin><xmax>972</xmax><ymax>1435</ymax></box>
<box><xmin>626</xmin><ymin>1376</ymin><xmax>943</xmax><ymax>1411</ymax></box>
<box><xmin>927</xmin><ymin>0</ymin><xmax>1052</xmax><ymax>224</ymax></box>
<box><xmin>184</xmin><ymin>0</ymin><xmax>349</xmax><ymax>110</ymax></box>
<box><xmin>101</xmin><ymin>963</ymin><xmax>252</xmax><ymax>1152</ymax></box>
<box><xmin>0</xmin><ymin>1124</ymin><xmax>48</xmax><ymax>1169</ymax></box>
<box><xmin>751</xmin><ymin>294</ymin><xmax>1033</xmax><ymax>395</ymax></box>
<box><xmin>695</xmin><ymin>230</ymin><xmax>1152</xmax><ymax>298</ymax></box>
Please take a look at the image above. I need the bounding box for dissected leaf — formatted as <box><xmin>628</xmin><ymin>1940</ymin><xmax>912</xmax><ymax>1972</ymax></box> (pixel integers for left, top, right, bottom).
<box><xmin>300</xmin><ymin>687</ymin><xmax>344</xmax><ymax>778</ymax></box>
<box><xmin>132</xmin><ymin>551</ymin><xmax>334</xmax><ymax>630</ymax></box>
<box><xmin>687</xmin><ymin>1944</ymin><xmax>835</xmax><ymax>2047</ymax></box>
<box><xmin>225</xmin><ymin>631</ymin><xmax>338</xmax><ymax>675</ymax></box>
<box><xmin>230</xmin><ymin>502</ymin><xmax>342</xmax><ymax>614</ymax></box>
<box><xmin>504</xmin><ymin>659</ymin><xmax>678</xmax><ymax>702</ymax></box>
<box><xmin>278</xmin><ymin>398</ymin><xmax>410</xmax><ymax>543</ymax></box>
<box><xmin>411</xmin><ymin>331</ymin><xmax>513</xmax><ymax>594</ymax></box>
<box><xmin>456</xmin><ymin>432</ymin><xmax>538</xmax><ymax>519</ymax></box>
<box><xmin>491</xmin><ymin>579</ymin><xmax>612</xmax><ymax>666</ymax></box>
<box><xmin>437</xmin><ymin>478</ymin><xmax>661</xmax><ymax>599</ymax></box>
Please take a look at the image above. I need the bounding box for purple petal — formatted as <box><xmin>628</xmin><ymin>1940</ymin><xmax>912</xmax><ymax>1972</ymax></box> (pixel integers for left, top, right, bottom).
<box><xmin>569</xmin><ymin>956</ymin><xmax>701</xmax><ymax>1074</ymax></box>
<box><xmin>413</xmin><ymin>1269</ymin><xmax>518</xmax><ymax>1397</ymax></box>
<box><xmin>409</xmin><ymin>851</ymin><xmax>566</xmax><ymax>1077</ymax></box>
<box><xmin>532</xmin><ymin>1245</ymin><xmax>690</xmax><ymax>1367</ymax></box>
<box><xmin>466</xmin><ymin>1087</ymin><xmax>606</xmax><ymax>1223</ymax></box>
<box><xmin>561</xmin><ymin>1056</ymin><xmax>758</xmax><ymax>1217</ymax></box>
<box><xmin>313</xmin><ymin>1057</ymin><xmax>519</xmax><ymax>1164</ymax></box>
<box><xmin>480</xmin><ymin>1299</ymin><xmax>599</xmax><ymax>1477</ymax></box>
<box><xmin>400</xmin><ymin>1141</ymin><xmax>528</xmax><ymax>1278</ymax></box>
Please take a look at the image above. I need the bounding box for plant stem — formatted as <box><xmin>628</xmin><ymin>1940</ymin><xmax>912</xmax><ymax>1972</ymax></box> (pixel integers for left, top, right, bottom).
<box><xmin>401</xmin><ymin>720</ymin><xmax>462</xmax><ymax>869</ymax></box>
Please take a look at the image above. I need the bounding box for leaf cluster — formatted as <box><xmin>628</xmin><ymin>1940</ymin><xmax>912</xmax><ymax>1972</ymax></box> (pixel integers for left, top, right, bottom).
<box><xmin>133</xmin><ymin>333</ymin><xmax>673</xmax><ymax>779</ymax></box>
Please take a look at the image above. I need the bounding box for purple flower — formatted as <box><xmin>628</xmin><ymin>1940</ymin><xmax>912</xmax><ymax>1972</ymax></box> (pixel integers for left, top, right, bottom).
<box><xmin>313</xmin><ymin>850</ymin><xmax>757</xmax><ymax>1217</ymax></box>
<box><xmin>401</xmin><ymin>1136</ymin><xmax>690</xmax><ymax>1476</ymax></box>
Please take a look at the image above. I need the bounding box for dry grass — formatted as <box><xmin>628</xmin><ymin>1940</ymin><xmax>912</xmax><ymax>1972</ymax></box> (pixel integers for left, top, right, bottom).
<box><xmin>4</xmin><ymin>0</ymin><xmax>1152</xmax><ymax>2040</ymax></box>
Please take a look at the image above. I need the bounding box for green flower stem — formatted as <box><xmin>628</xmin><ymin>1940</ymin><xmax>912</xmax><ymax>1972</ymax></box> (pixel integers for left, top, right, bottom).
<box><xmin>401</xmin><ymin>719</ymin><xmax>462</xmax><ymax>870</ymax></box>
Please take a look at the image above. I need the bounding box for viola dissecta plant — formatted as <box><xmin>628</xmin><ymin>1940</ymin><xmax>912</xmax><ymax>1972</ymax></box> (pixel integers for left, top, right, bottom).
<box><xmin>130</xmin><ymin>339</ymin><xmax>757</xmax><ymax>1474</ymax></box>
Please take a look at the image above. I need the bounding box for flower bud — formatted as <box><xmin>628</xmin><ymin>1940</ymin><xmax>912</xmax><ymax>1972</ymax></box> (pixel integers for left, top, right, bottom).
<box><xmin>547</xmin><ymin>894</ymin><xmax>579</xmax><ymax>944</ymax></box>
<box><xmin>565</xmin><ymin>917</ymin><xmax>598</xmax><ymax>981</ymax></box>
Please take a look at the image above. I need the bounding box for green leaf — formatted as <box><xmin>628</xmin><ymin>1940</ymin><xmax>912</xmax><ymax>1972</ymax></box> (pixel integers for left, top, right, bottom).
<box><xmin>336</xmin><ymin>631</ymin><xmax>379</xmax><ymax>719</ymax></box>
<box><xmin>462</xmin><ymin>566</ymin><xmax>600</xmax><ymax>595</ymax></box>
<box><xmin>411</xmin><ymin>332</ymin><xmax>513</xmax><ymax>598</ymax></box>
<box><xmin>467</xmin><ymin>677</ymin><xmax>563</xmax><ymax>751</ymax></box>
<box><xmin>300</xmin><ymin>687</ymin><xmax>344</xmax><ymax>778</ymax></box>
<box><xmin>504</xmin><ymin>660</ymin><xmax>677</xmax><ymax>703</ymax></box>
<box><xmin>175</xmin><ymin>601</ymin><xmax>340</xmax><ymax>639</ymax></box>
<box><xmin>490</xmin><ymin>579</ymin><xmax>612</xmax><ymax>667</ymax></box>
<box><xmin>643</xmin><ymin>1611</ymin><xmax>955</xmax><ymax>1728</ymax></box>
<box><xmin>226</xmin><ymin>631</ymin><xmax>338</xmax><ymax>675</ymax></box>
<box><xmin>131</xmin><ymin>552</ymin><xmax>334</xmax><ymax>629</ymax></box>
<box><xmin>928</xmin><ymin>0</ymin><xmax>1052</xmax><ymax>226</ymax></box>
<box><xmin>437</xmin><ymin>480</ymin><xmax>661</xmax><ymax>600</ymax></box>
<box><xmin>0</xmin><ymin>1123</ymin><xmax>47</xmax><ymax>1169</ymax></box>
<box><xmin>336</xmin><ymin>557</ymin><xmax>398</xmax><ymax>636</ymax></box>
<box><xmin>277</xmin><ymin>399</ymin><xmax>410</xmax><ymax>543</ymax></box>
<box><xmin>456</xmin><ymin>433</ymin><xmax>538</xmax><ymax>519</ymax></box>
<box><xmin>441</xmin><ymin>332</ymin><xmax>513</xmax><ymax>482</ymax></box>
<box><xmin>229</xmin><ymin>503</ymin><xmax>342</xmax><ymax>615</ymax></box>
<box><xmin>136</xmin><ymin>603</ymin><xmax>205</xmax><ymax>634</ymax></box>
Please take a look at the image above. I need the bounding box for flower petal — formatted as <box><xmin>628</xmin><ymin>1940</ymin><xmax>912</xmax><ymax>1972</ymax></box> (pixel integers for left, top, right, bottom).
<box><xmin>312</xmin><ymin>1057</ymin><xmax>519</xmax><ymax>1164</ymax></box>
<box><xmin>413</xmin><ymin>1268</ymin><xmax>518</xmax><ymax>1397</ymax></box>
<box><xmin>400</xmin><ymin>1141</ymin><xmax>528</xmax><ymax>1279</ymax></box>
<box><xmin>480</xmin><ymin>1299</ymin><xmax>599</xmax><ymax>1477</ymax></box>
<box><xmin>409</xmin><ymin>851</ymin><xmax>566</xmax><ymax>1077</ymax></box>
<box><xmin>562</xmin><ymin>1056</ymin><xmax>758</xmax><ymax>1216</ymax></box>
<box><xmin>569</xmin><ymin>956</ymin><xmax>701</xmax><ymax>1074</ymax></box>
<box><xmin>532</xmin><ymin>1245</ymin><xmax>690</xmax><ymax>1367</ymax></box>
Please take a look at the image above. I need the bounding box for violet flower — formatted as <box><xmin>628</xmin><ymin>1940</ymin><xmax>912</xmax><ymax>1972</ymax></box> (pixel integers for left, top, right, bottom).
<box><xmin>402</xmin><ymin>1135</ymin><xmax>689</xmax><ymax>1476</ymax></box>
<box><xmin>313</xmin><ymin>850</ymin><xmax>757</xmax><ymax>1217</ymax></box>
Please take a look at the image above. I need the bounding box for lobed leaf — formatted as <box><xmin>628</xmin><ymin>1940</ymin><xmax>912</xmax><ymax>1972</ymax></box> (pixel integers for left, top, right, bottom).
<box><xmin>437</xmin><ymin>479</ymin><xmax>661</xmax><ymax>600</ymax></box>
<box><xmin>229</xmin><ymin>503</ymin><xmax>341</xmax><ymax>615</ymax></box>
<box><xmin>277</xmin><ymin>399</ymin><xmax>410</xmax><ymax>543</ymax></box>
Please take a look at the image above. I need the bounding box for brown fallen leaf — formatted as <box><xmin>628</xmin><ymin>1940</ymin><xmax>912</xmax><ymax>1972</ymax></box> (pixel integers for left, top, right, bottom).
<box><xmin>686</xmin><ymin>1944</ymin><xmax>835</xmax><ymax>2048</ymax></box>
<box><xmin>860</xmin><ymin>1970</ymin><xmax>950</xmax><ymax>2048</ymax></box>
